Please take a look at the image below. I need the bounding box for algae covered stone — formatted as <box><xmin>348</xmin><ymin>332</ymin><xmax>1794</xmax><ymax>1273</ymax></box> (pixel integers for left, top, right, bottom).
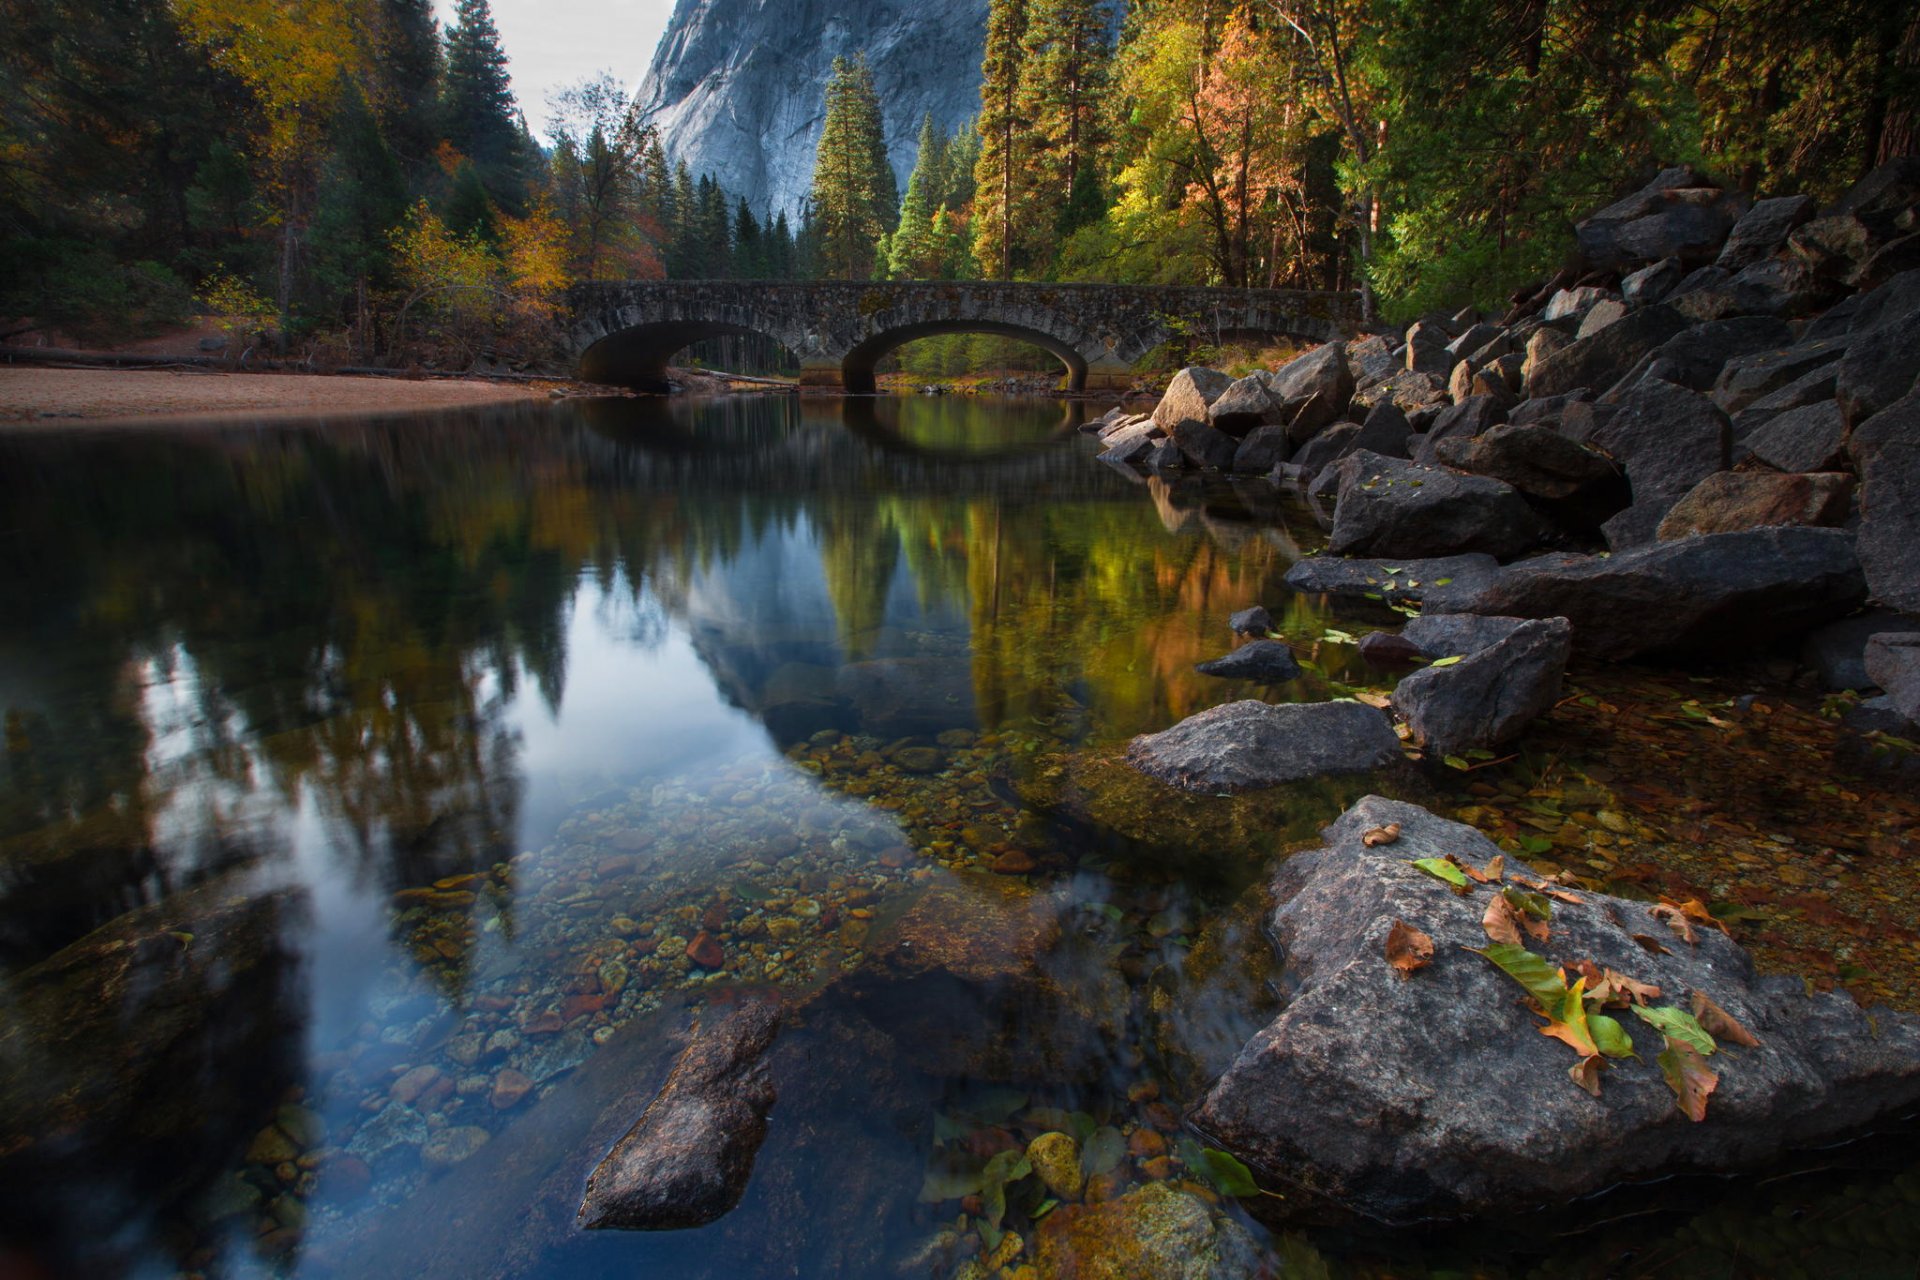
<box><xmin>1025</xmin><ymin>1131</ymin><xmax>1083</xmax><ymax>1201</ymax></box>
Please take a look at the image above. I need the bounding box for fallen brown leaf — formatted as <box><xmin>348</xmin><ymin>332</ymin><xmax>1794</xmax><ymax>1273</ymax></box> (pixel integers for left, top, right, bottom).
<box><xmin>1658</xmin><ymin>1039</ymin><xmax>1719</xmax><ymax>1122</ymax></box>
<box><xmin>1692</xmin><ymin>991</ymin><xmax>1762</xmax><ymax>1047</ymax></box>
<box><xmin>1362</xmin><ymin>823</ymin><xmax>1402</xmax><ymax>847</ymax></box>
<box><xmin>1569</xmin><ymin>1054</ymin><xmax>1606</xmax><ymax>1097</ymax></box>
<box><xmin>1649</xmin><ymin>902</ymin><xmax>1697</xmax><ymax>945</ymax></box>
<box><xmin>1448</xmin><ymin>853</ymin><xmax>1499</xmax><ymax>884</ymax></box>
<box><xmin>1483</xmin><ymin>894</ymin><xmax>1526</xmax><ymax>946</ymax></box>
<box><xmin>1385</xmin><ymin>920</ymin><xmax>1434</xmax><ymax>978</ymax></box>
<box><xmin>1485</xmin><ymin>854</ymin><xmax>1505</xmax><ymax>882</ymax></box>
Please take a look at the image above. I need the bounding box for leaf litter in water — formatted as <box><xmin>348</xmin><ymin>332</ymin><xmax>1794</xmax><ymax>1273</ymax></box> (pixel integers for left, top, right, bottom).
<box><xmin>1385</xmin><ymin>919</ymin><xmax>1434</xmax><ymax>977</ymax></box>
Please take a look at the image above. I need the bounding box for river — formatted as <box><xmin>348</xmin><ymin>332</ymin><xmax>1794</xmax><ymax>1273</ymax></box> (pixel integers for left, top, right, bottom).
<box><xmin>1</xmin><ymin>394</ymin><xmax>1916</xmax><ymax>1278</ymax></box>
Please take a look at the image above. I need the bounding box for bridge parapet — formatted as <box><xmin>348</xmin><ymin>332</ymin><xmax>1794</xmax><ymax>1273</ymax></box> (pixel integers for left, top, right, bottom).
<box><xmin>568</xmin><ymin>280</ymin><xmax>1363</xmax><ymax>391</ymax></box>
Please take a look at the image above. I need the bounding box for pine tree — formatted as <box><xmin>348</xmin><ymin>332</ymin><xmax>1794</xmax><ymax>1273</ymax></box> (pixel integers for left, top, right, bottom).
<box><xmin>732</xmin><ymin>199</ymin><xmax>763</xmax><ymax>277</ymax></box>
<box><xmin>665</xmin><ymin>161</ymin><xmax>698</xmax><ymax>276</ymax></box>
<box><xmin>442</xmin><ymin>0</ymin><xmax>525</xmax><ymax>206</ymax></box>
<box><xmin>766</xmin><ymin>210</ymin><xmax>797</xmax><ymax>278</ymax></box>
<box><xmin>371</xmin><ymin>0</ymin><xmax>441</xmax><ymax>167</ymax></box>
<box><xmin>442</xmin><ymin>159</ymin><xmax>498</xmax><ymax>242</ymax></box>
<box><xmin>942</xmin><ymin>119</ymin><xmax>981</xmax><ymax>210</ymax></box>
<box><xmin>888</xmin><ymin>114</ymin><xmax>943</xmax><ymax>277</ymax></box>
<box><xmin>1021</xmin><ymin>0</ymin><xmax>1110</xmax><ymax>240</ymax></box>
<box><xmin>307</xmin><ymin>80</ymin><xmax>409</xmax><ymax>348</ymax></box>
<box><xmin>975</xmin><ymin>0</ymin><xmax>1032</xmax><ymax>277</ymax></box>
<box><xmin>696</xmin><ymin>174</ymin><xmax>731</xmax><ymax>275</ymax></box>
<box><xmin>809</xmin><ymin>53</ymin><xmax>896</xmax><ymax>279</ymax></box>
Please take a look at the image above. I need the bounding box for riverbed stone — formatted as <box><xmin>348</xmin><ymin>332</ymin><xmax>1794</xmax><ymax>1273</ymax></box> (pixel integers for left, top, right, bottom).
<box><xmin>1194</xmin><ymin>640</ymin><xmax>1302</xmax><ymax>683</ymax></box>
<box><xmin>1230</xmin><ymin>424</ymin><xmax>1292</xmax><ymax>473</ymax></box>
<box><xmin>1026</xmin><ymin>1131</ymin><xmax>1084</xmax><ymax>1201</ymax></box>
<box><xmin>1655</xmin><ymin>471</ymin><xmax>1853</xmax><ymax>539</ymax></box>
<box><xmin>578</xmin><ymin>996</ymin><xmax>783</xmax><ymax>1230</ymax></box>
<box><xmin>1126</xmin><ymin>700</ymin><xmax>1402</xmax><ymax>794</ymax></box>
<box><xmin>1032</xmin><ymin>1182</ymin><xmax>1261</xmax><ymax>1280</ymax></box>
<box><xmin>1282</xmin><ymin>553</ymin><xmax>1503</xmax><ymax>612</ymax></box>
<box><xmin>1329</xmin><ymin>452</ymin><xmax>1553</xmax><ymax>562</ymax></box>
<box><xmin>1865</xmin><ymin>633</ymin><xmax>1920</xmax><ymax>723</ymax></box>
<box><xmin>1432</xmin><ymin>526</ymin><xmax>1866</xmax><ymax>659</ymax></box>
<box><xmin>1192</xmin><ymin>796</ymin><xmax>1920</xmax><ymax>1225</ymax></box>
<box><xmin>1391</xmin><ymin>616</ymin><xmax>1572</xmax><ymax>756</ymax></box>
<box><xmin>1228</xmin><ymin>605</ymin><xmax>1272</xmax><ymax>636</ymax></box>
<box><xmin>1169</xmin><ymin>417</ymin><xmax>1241</xmax><ymax>471</ymax></box>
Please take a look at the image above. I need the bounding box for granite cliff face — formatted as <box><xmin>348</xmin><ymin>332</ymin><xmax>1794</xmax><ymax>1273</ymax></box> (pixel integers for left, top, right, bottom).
<box><xmin>635</xmin><ymin>0</ymin><xmax>990</xmax><ymax>218</ymax></box>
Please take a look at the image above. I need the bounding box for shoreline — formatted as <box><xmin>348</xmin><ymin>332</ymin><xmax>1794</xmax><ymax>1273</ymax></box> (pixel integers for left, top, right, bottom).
<box><xmin>0</xmin><ymin>365</ymin><xmax>578</xmax><ymax>427</ymax></box>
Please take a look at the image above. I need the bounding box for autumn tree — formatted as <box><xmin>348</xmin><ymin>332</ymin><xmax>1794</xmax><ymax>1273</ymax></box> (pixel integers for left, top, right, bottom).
<box><xmin>545</xmin><ymin>73</ymin><xmax>661</xmax><ymax>280</ymax></box>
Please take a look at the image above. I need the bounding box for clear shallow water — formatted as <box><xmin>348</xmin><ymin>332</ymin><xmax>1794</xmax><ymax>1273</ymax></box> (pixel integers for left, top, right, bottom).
<box><xmin>0</xmin><ymin>394</ymin><xmax>1917</xmax><ymax>1280</ymax></box>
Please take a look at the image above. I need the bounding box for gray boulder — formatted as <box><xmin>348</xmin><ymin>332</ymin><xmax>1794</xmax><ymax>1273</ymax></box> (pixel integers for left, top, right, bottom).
<box><xmin>1288</xmin><ymin>422</ymin><xmax>1360</xmax><ymax>475</ymax></box>
<box><xmin>1193</xmin><ymin>797</ymin><xmax>1920</xmax><ymax>1226</ymax></box>
<box><xmin>1802</xmin><ymin>611</ymin><xmax>1920</xmax><ymax>691</ymax></box>
<box><xmin>1622</xmin><ymin>257</ymin><xmax>1685</xmax><ymax>307</ymax></box>
<box><xmin>1283</xmin><ymin>553</ymin><xmax>1504</xmax><ymax>612</ymax></box>
<box><xmin>1194</xmin><ymin>640</ymin><xmax>1303</xmax><ymax>683</ymax></box>
<box><xmin>1728</xmin><ymin>364</ymin><xmax>1841</xmax><ymax>442</ymax></box>
<box><xmin>1655</xmin><ymin>471</ymin><xmax>1853</xmax><ymax>540</ymax></box>
<box><xmin>1851</xmin><ymin>391</ymin><xmax>1920</xmax><ymax>467</ymax></box>
<box><xmin>1741</xmin><ymin>400</ymin><xmax>1848</xmax><ymax>472</ymax></box>
<box><xmin>1351</xmin><ymin>402</ymin><xmax>1413</xmax><ymax>459</ymax></box>
<box><xmin>1542</xmin><ymin>285</ymin><xmax>1611</xmax><ymax>322</ymax></box>
<box><xmin>1575</xmin><ymin>167</ymin><xmax>1748</xmax><ymax>268</ymax></box>
<box><xmin>1865</xmin><ymin>633</ymin><xmax>1920</xmax><ymax>724</ymax></box>
<box><xmin>1589</xmin><ymin>377</ymin><xmax>1731</xmax><ymax>514</ymax></box>
<box><xmin>1127</xmin><ymin>700</ymin><xmax>1402</xmax><ymax>794</ymax></box>
<box><xmin>1412</xmin><ymin>395</ymin><xmax>1507</xmax><ymax>464</ymax></box>
<box><xmin>1630</xmin><ymin>316</ymin><xmax>1794</xmax><ymax>394</ymax></box>
<box><xmin>1153</xmin><ymin>367</ymin><xmax>1234</xmax><ymax>432</ymax></box>
<box><xmin>1716</xmin><ymin>195</ymin><xmax>1817</xmax><ymax>271</ymax></box>
<box><xmin>578</xmin><ymin>997</ymin><xmax>782</xmax><ymax>1230</ymax></box>
<box><xmin>1170</xmin><ymin>417</ymin><xmax>1241</xmax><ymax>470</ymax></box>
<box><xmin>1229</xmin><ymin>605</ymin><xmax>1274</xmax><ymax>636</ymax></box>
<box><xmin>1347</xmin><ymin>333</ymin><xmax>1400</xmax><ymax>392</ymax></box>
<box><xmin>1329</xmin><ymin>452</ymin><xmax>1553</xmax><ymax>561</ymax></box>
<box><xmin>1208</xmin><ymin>374</ymin><xmax>1279</xmax><ymax>436</ymax></box>
<box><xmin>1096</xmin><ymin>419</ymin><xmax>1158</xmax><ymax>464</ymax></box>
<box><xmin>1392</xmin><ymin>616</ymin><xmax>1572</xmax><ymax>755</ymax></box>
<box><xmin>1577</xmin><ymin>299</ymin><xmax>1630</xmax><ymax>339</ymax></box>
<box><xmin>1527</xmin><ymin>304</ymin><xmax>1688</xmax><ymax>399</ymax></box>
<box><xmin>1859</xmin><ymin>444</ymin><xmax>1920</xmax><ymax>613</ymax></box>
<box><xmin>1713</xmin><ymin>338</ymin><xmax>1847</xmax><ymax>414</ymax></box>
<box><xmin>1432</xmin><ymin>526</ymin><xmax>1868</xmax><ymax>659</ymax></box>
<box><xmin>1230</xmin><ymin>423</ymin><xmax>1293</xmax><ymax>473</ymax></box>
<box><xmin>1836</xmin><ymin>308</ymin><xmax>1920</xmax><ymax>427</ymax></box>
<box><xmin>1270</xmin><ymin>343</ymin><xmax>1354</xmax><ymax>442</ymax></box>
<box><xmin>1434</xmin><ymin>422</ymin><xmax>1629</xmax><ymax>530</ymax></box>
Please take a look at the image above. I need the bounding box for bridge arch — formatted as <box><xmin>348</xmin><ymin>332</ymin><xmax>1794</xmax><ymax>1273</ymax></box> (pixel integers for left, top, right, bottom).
<box><xmin>840</xmin><ymin>319</ymin><xmax>1089</xmax><ymax>394</ymax></box>
<box><xmin>578</xmin><ymin>319</ymin><xmax>797</xmax><ymax>392</ymax></box>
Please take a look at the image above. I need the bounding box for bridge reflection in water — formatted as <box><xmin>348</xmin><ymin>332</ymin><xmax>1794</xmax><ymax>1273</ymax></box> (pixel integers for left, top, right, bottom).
<box><xmin>569</xmin><ymin>279</ymin><xmax>1361</xmax><ymax>392</ymax></box>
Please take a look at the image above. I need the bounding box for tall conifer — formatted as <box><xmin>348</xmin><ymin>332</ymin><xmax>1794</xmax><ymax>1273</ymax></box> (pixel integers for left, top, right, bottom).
<box><xmin>809</xmin><ymin>53</ymin><xmax>895</xmax><ymax>279</ymax></box>
<box><xmin>975</xmin><ymin>0</ymin><xmax>1031</xmax><ymax>277</ymax></box>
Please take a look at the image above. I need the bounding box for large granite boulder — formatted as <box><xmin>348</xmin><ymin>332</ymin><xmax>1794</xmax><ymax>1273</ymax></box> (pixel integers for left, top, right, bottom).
<box><xmin>578</xmin><ymin>997</ymin><xmax>782</xmax><ymax>1230</ymax></box>
<box><xmin>1851</xmin><ymin>389</ymin><xmax>1920</xmax><ymax>467</ymax></box>
<box><xmin>1329</xmin><ymin>452</ymin><xmax>1554</xmax><ymax>561</ymax></box>
<box><xmin>1633</xmin><ymin>315</ymin><xmax>1795</xmax><ymax>393</ymax></box>
<box><xmin>1434</xmin><ymin>422</ymin><xmax>1629</xmax><ymax>530</ymax></box>
<box><xmin>1193</xmin><ymin>797</ymin><xmax>1920</xmax><ymax>1225</ymax></box>
<box><xmin>1207</xmin><ymin>374</ymin><xmax>1279</xmax><ymax>436</ymax></box>
<box><xmin>1411</xmin><ymin>395</ymin><xmax>1507</xmax><ymax>464</ymax></box>
<box><xmin>1270</xmin><ymin>343</ymin><xmax>1355</xmax><ymax>444</ymax></box>
<box><xmin>1716</xmin><ymin>194</ymin><xmax>1817</xmax><ymax>271</ymax></box>
<box><xmin>1283</xmin><ymin>553</ymin><xmax>1504</xmax><ymax>612</ymax></box>
<box><xmin>1096</xmin><ymin>419</ymin><xmax>1160</xmax><ymax>464</ymax></box>
<box><xmin>1230</xmin><ymin>423</ymin><xmax>1292</xmax><ymax>473</ymax></box>
<box><xmin>1126</xmin><ymin>700</ymin><xmax>1401</xmax><ymax>794</ymax></box>
<box><xmin>1153</xmin><ymin>367</ymin><xmax>1234</xmax><ymax>432</ymax></box>
<box><xmin>1655</xmin><ymin>471</ymin><xmax>1853</xmax><ymax>540</ymax></box>
<box><xmin>1589</xmin><ymin>377</ymin><xmax>1732</xmax><ymax>517</ymax></box>
<box><xmin>1858</xmin><ymin>443</ymin><xmax>1920</xmax><ymax>612</ymax></box>
<box><xmin>1835</xmin><ymin>307</ymin><xmax>1920</xmax><ymax>426</ymax></box>
<box><xmin>1527</xmin><ymin>305</ymin><xmax>1689</xmax><ymax>399</ymax></box>
<box><xmin>1169</xmin><ymin>416</ymin><xmax>1241</xmax><ymax>470</ymax></box>
<box><xmin>1713</xmin><ymin>338</ymin><xmax>1847</xmax><ymax>414</ymax></box>
<box><xmin>1432</xmin><ymin>526</ymin><xmax>1867</xmax><ymax>659</ymax></box>
<box><xmin>1802</xmin><ymin>611</ymin><xmax>1920</xmax><ymax>691</ymax></box>
<box><xmin>1865</xmin><ymin>633</ymin><xmax>1920</xmax><ymax>724</ymax></box>
<box><xmin>1391</xmin><ymin>615</ymin><xmax>1572</xmax><ymax>756</ymax></box>
<box><xmin>1574</xmin><ymin>167</ymin><xmax>1748</xmax><ymax>269</ymax></box>
<box><xmin>1742</xmin><ymin>401</ymin><xmax>1848</xmax><ymax>472</ymax></box>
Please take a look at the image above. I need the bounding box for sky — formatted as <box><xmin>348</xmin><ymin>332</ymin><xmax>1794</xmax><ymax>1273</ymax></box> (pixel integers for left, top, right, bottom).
<box><xmin>435</xmin><ymin>0</ymin><xmax>677</xmax><ymax>139</ymax></box>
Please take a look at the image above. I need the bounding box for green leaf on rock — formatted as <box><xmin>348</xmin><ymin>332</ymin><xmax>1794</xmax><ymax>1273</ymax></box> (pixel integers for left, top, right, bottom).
<box><xmin>1472</xmin><ymin>942</ymin><xmax>1568</xmax><ymax>1008</ymax></box>
<box><xmin>1502</xmin><ymin>886</ymin><xmax>1552</xmax><ymax>920</ymax></box>
<box><xmin>1194</xmin><ymin>1147</ymin><xmax>1261</xmax><ymax>1197</ymax></box>
<box><xmin>1588</xmin><ymin>1012</ymin><xmax>1636</xmax><ymax>1059</ymax></box>
<box><xmin>1427</xmin><ymin>655</ymin><xmax>1465</xmax><ymax>668</ymax></box>
<box><xmin>1633</xmin><ymin>1005</ymin><xmax>1717</xmax><ymax>1056</ymax></box>
<box><xmin>1443</xmin><ymin>755</ymin><xmax>1473</xmax><ymax>771</ymax></box>
<box><xmin>1412</xmin><ymin>857</ymin><xmax>1471</xmax><ymax>889</ymax></box>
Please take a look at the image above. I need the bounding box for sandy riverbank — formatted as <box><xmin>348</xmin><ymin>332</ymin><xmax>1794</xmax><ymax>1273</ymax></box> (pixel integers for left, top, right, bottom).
<box><xmin>0</xmin><ymin>366</ymin><xmax>563</xmax><ymax>425</ymax></box>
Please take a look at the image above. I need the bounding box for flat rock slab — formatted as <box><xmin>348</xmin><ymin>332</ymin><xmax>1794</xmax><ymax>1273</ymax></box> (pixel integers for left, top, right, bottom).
<box><xmin>1283</xmin><ymin>553</ymin><xmax>1503</xmax><ymax>612</ymax></box>
<box><xmin>1432</xmin><ymin>526</ymin><xmax>1867</xmax><ymax>659</ymax></box>
<box><xmin>1330</xmin><ymin>452</ymin><xmax>1553</xmax><ymax>562</ymax></box>
<box><xmin>578</xmin><ymin>997</ymin><xmax>782</xmax><ymax>1231</ymax></box>
<box><xmin>1127</xmin><ymin>700</ymin><xmax>1402</xmax><ymax>794</ymax></box>
<box><xmin>1194</xmin><ymin>796</ymin><xmax>1920</xmax><ymax>1225</ymax></box>
<box><xmin>1194</xmin><ymin>640</ymin><xmax>1302</xmax><ymax>683</ymax></box>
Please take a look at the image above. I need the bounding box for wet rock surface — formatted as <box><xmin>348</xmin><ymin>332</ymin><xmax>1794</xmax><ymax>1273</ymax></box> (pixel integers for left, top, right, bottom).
<box><xmin>1194</xmin><ymin>797</ymin><xmax>1920</xmax><ymax>1225</ymax></box>
<box><xmin>1433</xmin><ymin>527</ymin><xmax>1867</xmax><ymax>659</ymax></box>
<box><xmin>1032</xmin><ymin>1182</ymin><xmax>1262</xmax><ymax>1280</ymax></box>
<box><xmin>1193</xmin><ymin>639</ymin><xmax>1302</xmax><ymax>683</ymax></box>
<box><xmin>578</xmin><ymin>995</ymin><xmax>783</xmax><ymax>1230</ymax></box>
<box><xmin>1126</xmin><ymin>699</ymin><xmax>1402</xmax><ymax>794</ymax></box>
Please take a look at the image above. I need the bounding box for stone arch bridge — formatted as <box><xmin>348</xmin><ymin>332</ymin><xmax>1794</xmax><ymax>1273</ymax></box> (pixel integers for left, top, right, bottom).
<box><xmin>568</xmin><ymin>280</ymin><xmax>1362</xmax><ymax>392</ymax></box>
